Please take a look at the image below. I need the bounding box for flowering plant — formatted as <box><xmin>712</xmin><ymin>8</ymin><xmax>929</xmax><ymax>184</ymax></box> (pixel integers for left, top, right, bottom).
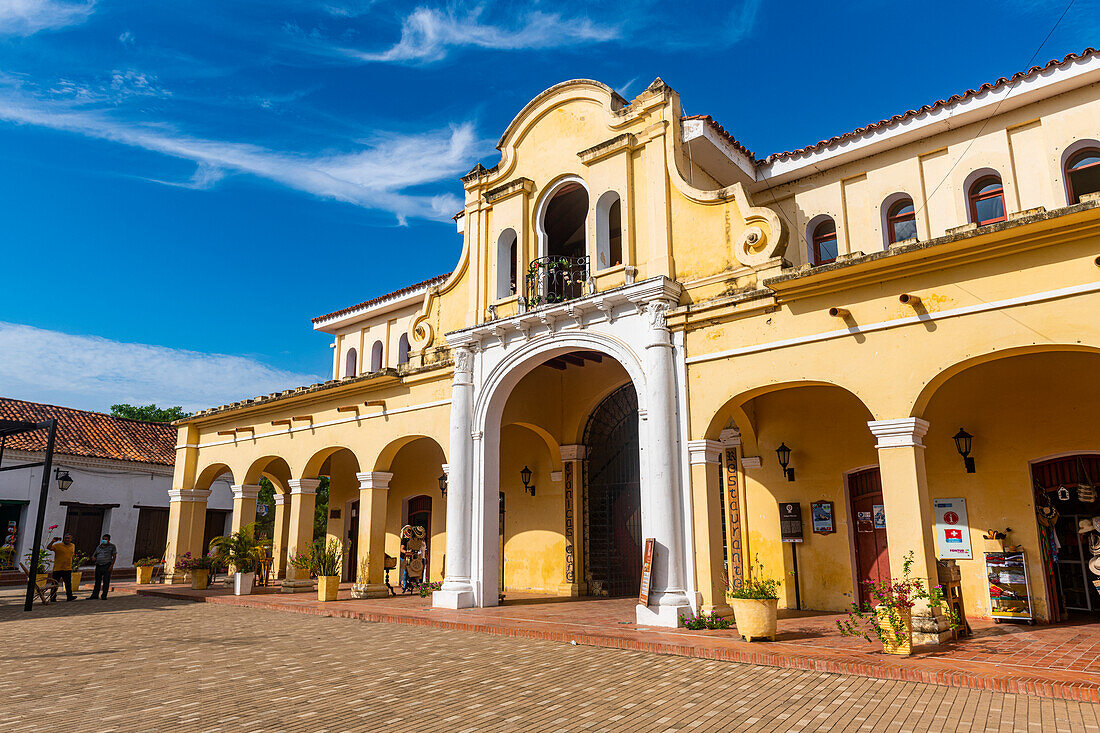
<box><xmin>134</xmin><ymin>557</ymin><xmax>161</xmax><ymax>567</ymax></box>
<box><xmin>174</xmin><ymin>552</ymin><xmax>215</xmax><ymax>571</ymax></box>
<box><xmin>836</xmin><ymin>551</ymin><xmax>956</xmax><ymax>649</ymax></box>
<box><xmin>680</xmin><ymin>610</ymin><xmax>734</xmax><ymax>630</ymax></box>
<box><xmin>418</xmin><ymin>580</ymin><xmax>442</xmax><ymax>598</ymax></box>
<box><xmin>728</xmin><ymin>555</ymin><xmax>780</xmax><ymax>600</ymax></box>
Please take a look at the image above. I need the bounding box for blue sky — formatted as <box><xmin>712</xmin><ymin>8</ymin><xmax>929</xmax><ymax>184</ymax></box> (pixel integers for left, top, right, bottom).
<box><xmin>0</xmin><ymin>0</ymin><xmax>1096</xmax><ymax>412</ymax></box>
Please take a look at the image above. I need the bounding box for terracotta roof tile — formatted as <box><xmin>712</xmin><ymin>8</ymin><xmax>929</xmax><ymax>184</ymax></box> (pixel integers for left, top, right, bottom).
<box><xmin>0</xmin><ymin>398</ymin><xmax>176</xmax><ymax>466</ymax></box>
<box><xmin>686</xmin><ymin>47</ymin><xmax>1098</xmax><ymax>167</ymax></box>
<box><xmin>311</xmin><ymin>274</ymin><xmax>448</xmax><ymax>325</ymax></box>
<box><xmin>764</xmin><ymin>47</ymin><xmax>1098</xmax><ymax>162</ymax></box>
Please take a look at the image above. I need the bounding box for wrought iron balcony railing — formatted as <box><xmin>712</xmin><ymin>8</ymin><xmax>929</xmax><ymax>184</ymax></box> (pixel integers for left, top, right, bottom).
<box><xmin>524</xmin><ymin>255</ymin><xmax>590</xmax><ymax>308</ymax></box>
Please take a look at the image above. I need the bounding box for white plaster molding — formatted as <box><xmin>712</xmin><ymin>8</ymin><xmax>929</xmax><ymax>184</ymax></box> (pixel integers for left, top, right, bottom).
<box><xmin>867</xmin><ymin>418</ymin><xmax>931</xmax><ymax>449</ymax></box>
<box><xmin>272</xmin><ymin>494</ymin><xmax>287</xmax><ymax>506</ymax></box>
<box><xmin>550</xmin><ymin>471</ymin><xmax>563</xmax><ymax>483</ymax></box>
<box><xmin>231</xmin><ymin>484</ymin><xmax>261</xmax><ymax>500</ymax></box>
<box><xmin>559</xmin><ymin>444</ymin><xmax>586</xmax><ymax>461</ymax></box>
<box><xmin>356</xmin><ymin>471</ymin><xmax>394</xmax><ymax>490</ymax></box>
<box><xmin>441</xmin><ymin>463</ymin><xmax>450</xmax><ymax>478</ymax></box>
<box><xmin>686</xmin><ymin>439</ymin><xmax>722</xmax><ymax>465</ymax></box>
<box><xmin>288</xmin><ymin>479</ymin><xmax>322</xmax><ymax>495</ymax></box>
<box><xmin>740</xmin><ymin>456</ymin><xmax>763</xmax><ymax>469</ymax></box>
<box><xmin>718</xmin><ymin>427</ymin><xmax>742</xmax><ymax>447</ymax></box>
<box><xmin>168</xmin><ymin>488</ymin><xmax>212</xmax><ymax>503</ymax></box>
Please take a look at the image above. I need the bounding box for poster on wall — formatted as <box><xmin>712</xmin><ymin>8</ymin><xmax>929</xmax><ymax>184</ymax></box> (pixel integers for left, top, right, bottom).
<box><xmin>779</xmin><ymin>502</ymin><xmax>804</xmax><ymax>543</ymax></box>
<box><xmin>856</xmin><ymin>511</ymin><xmax>874</xmax><ymax>533</ymax></box>
<box><xmin>934</xmin><ymin>497</ymin><xmax>973</xmax><ymax>560</ymax></box>
<box><xmin>872</xmin><ymin>505</ymin><xmax>887</xmax><ymax>529</ymax></box>
<box><xmin>810</xmin><ymin>500</ymin><xmax>835</xmax><ymax>534</ymax></box>
<box><xmin>638</xmin><ymin>538</ymin><xmax>655</xmax><ymax>605</ymax></box>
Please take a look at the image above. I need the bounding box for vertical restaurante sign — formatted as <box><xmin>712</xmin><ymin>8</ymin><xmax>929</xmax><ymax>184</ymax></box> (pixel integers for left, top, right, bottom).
<box><xmin>638</xmin><ymin>538</ymin><xmax>655</xmax><ymax>605</ymax></box>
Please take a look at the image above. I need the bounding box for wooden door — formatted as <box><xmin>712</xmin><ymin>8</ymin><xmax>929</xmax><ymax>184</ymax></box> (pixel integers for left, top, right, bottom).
<box><xmin>848</xmin><ymin>468</ymin><xmax>889</xmax><ymax>608</ymax></box>
<box><xmin>64</xmin><ymin>505</ymin><xmax>106</xmax><ymax>559</ymax></box>
<box><xmin>346</xmin><ymin>500</ymin><xmax>359</xmax><ymax>582</ymax></box>
<box><xmin>133</xmin><ymin>507</ymin><xmax>169</xmax><ymax>562</ymax></box>
<box><xmin>408</xmin><ymin>495</ymin><xmax>432</xmax><ymax>578</ymax></box>
<box><xmin>203</xmin><ymin>509</ymin><xmax>229</xmax><ymax>557</ymax></box>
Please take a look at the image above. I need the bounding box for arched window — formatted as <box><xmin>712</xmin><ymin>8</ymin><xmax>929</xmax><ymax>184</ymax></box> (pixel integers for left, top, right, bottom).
<box><xmin>595</xmin><ymin>191</ymin><xmax>622</xmax><ymax>270</ymax></box>
<box><xmin>968</xmin><ymin>175</ymin><xmax>1006</xmax><ymax>225</ymax></box>
<box><xmin>810</xmin><ymin>218</ymin><xmax>838</xmax><ymax>265</ymax></box>
<box><xmin>495</xmin><ymin>229</ymin><xmax>518</xmax><ymax>299</ymax></box>
<box><xmin>543</xmin><ymin>182</ymin><xmax>588</xmax><ymax>260</ymax></box>
<box><xmin>1066</xmin><ymin>148</ymin><xmax>1100</xmax><ymax>204</ymax></box>
<box><xmin>397</xmin><ymin>333</ymin><xmax>410</xmax><ymax>365</ymax></box>
<box><xmin>370</xmin><ymin>340</ymin><xmax>383</xmax><ymax>371</ymax></box>
<box><xmin>886</xmin><ymin>197</ymin><xmax>917</xmax><ymax>245</ymax></box>
<box><xmin>344</xmin><ymin>348</ymin><xmax>357</xmax><ymax>378</ymax></box>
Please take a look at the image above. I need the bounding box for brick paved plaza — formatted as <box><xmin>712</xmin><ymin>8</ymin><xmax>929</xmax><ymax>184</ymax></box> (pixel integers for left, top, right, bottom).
<box><xmin>3</xmin><ymin>588</ymin><xmax>1099</xmax><ymax>732</ymax></box>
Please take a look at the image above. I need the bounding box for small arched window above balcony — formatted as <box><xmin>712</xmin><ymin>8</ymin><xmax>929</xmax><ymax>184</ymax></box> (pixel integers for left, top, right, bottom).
<box><xmin>495</xmin><ymin>228</ymin><xmax>518</xmax><ymax>299</ymax></box>
<box><xmin>809</xmin><ymin>217</ymin><xmax>838</xmax><ymax>265</ymax></box>
<box><xmin>344</xmin><ymin>348</ymin><xmax>357</xmax><ymax>378</ymax></box>
<box><xmin>1066</xmin><ymin>148</ymin><xmax>1100</xmax><ymax>204</ymax></box>
<box><xmin>885</xmin><ymin>196</ymin><xmax>917</xmax><ymax>245</ymax></box>
<box><xmin>968</xmin><ymin>175</ymin><xmax>1006</xmax><ymax>225</ymax></box>
<box><xmin>594</xmin><ymin>191</ymin><xmax>622</xmax><ymax>271</ymax></box>
<box><xmin>370</xmin><ymin>340</ymin><xmax>383</xmax><ymax>372</ymax></box>
<box><xmin>397</xmin><ymin>333</ymin><xmax>410</xmax><ymax>365</ymax></box>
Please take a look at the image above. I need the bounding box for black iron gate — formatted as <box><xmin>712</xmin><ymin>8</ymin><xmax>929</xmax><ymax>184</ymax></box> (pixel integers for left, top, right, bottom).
<box><xmin>583</xmin><ymin>383</ymin><xmax>642</xmax><ymax>597</ymax></box>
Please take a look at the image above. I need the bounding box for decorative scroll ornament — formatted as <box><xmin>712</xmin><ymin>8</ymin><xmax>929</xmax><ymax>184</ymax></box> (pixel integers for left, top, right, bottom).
<box><xmin>642</xmin><ymin>300</ymin><xmax>669</xmax><ymax>331</ymax></box>
<box><xmin>453</xmin><ymin>345</ymin><xmax>474</xmax><ymax>375</ymax></box>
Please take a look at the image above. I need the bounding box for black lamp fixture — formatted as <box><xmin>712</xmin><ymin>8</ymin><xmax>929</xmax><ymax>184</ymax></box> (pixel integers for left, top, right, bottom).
<box><xmin>775</xmin><ymin>443</ymin><xmax>795</xmax><ymax>482</ymax></box>
<box><xmin>437</xmin><ymin>472</ymin><xmax>447</xmax><ymax>497</ymax></box>
<box><xmin>952</xmin><ymin>429</ymin><xmax>976</xmax><ymax>473</ymax></box>
<box><xmin>54</xmin><ymin>468</ymin><xmax>73</xmax><ymax>491</ymax></box>
<box><xmin>520</xmin><ymin>465</ymin><xmax>535</xmax><ymax>496</ymax></box>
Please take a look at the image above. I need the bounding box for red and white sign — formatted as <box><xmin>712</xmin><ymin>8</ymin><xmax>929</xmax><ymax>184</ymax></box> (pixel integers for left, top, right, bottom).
<box><xmin>933</xmin><ymin>498</ymin><xmax>972</xmax><ymax>560</ymax></box>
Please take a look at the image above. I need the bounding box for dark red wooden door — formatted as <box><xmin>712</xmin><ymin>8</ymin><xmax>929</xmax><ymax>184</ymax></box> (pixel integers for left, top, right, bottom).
<box><xmin>346</xmin><ymin>500</ymin><xmax>359</xmax><ymax>582</ymax></box>
<box><xmin>848</xmin><ymin>468</ymin><xmax>890</xmax><ymax>608</ymax></box>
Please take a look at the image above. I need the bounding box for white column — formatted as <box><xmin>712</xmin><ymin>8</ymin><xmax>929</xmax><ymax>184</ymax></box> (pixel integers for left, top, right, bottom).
<box><xmin>434</xmin><ymin>344</ymin><xmax>476</xmax><ymax>609</ymax></box>
<box><xmin>636</xmin><ymin>299</ymin><xmax>692</xmax><ymax>626</ymax></box>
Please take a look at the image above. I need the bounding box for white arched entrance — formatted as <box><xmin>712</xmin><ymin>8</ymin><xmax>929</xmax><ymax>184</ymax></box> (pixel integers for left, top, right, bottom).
<box><xmin>433</xmin><ymin>276</ymin><xmax>695</xmax><ymax>626</ymax></box>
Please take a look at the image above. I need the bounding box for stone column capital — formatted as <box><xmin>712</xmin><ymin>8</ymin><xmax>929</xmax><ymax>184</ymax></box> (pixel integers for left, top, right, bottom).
<box><xmin>356</xmin><ymin>471</ymin><xmax>393</xmax><ymax>490</ymax></box>
<box><xmin>231</xmin><ymin>484</ymin><xmax>261</xmax><ymax>500</ymax></box>
<box><xmin>686</xmin><ymin>439</ymin><xmax>722</xmax><ymax>465</ymax></box>
<box><xmin>288</xmin><ymin>478</ymin><xmax>322</xmax><ymax>495</ymax></box>
<box><xmin>168</xmin><ymin>488</ymin><xmax>211</xmax><ymax>502</ymax></box>
<box><xmin>560</xmin><ymin>444</ymin><xmax>586</xmax><ymax>462</ymax></box>
<box><xmin>718</xmin><ymin>427</ymin><xmax>742</xmax><ymax>447</ymax></box>
<box><xmin>272</xmin><ymin>494</ymin><xmax>287</xmax><ymax>506</ymax></box>
<box><xmin>868</xmin><ymin>418</ymin><xmax>930</xmax><ymax>449</ymax></box>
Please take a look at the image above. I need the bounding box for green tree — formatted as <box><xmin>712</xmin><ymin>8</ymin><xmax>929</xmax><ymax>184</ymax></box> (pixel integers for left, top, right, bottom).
<box><xmin>109</xmin><ymin>404</ymin><xmax>192</xmax><ymax>423</ymax></box>
<box><xmin>313</xmin><ymin>476</ymin><xmax>330</xmax><ymax>541</ymax></box>
<box><xmin>254</xmin><ymin>477</ymin><xmax>276</xmax><ymax>540</ymax></box>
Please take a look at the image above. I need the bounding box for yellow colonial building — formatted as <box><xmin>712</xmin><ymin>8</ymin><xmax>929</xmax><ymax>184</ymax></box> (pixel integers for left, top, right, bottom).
<box><xmin>167</xmin><ymin>48</ymin><xmax>1100</xmax><ymax>635</ymax></box>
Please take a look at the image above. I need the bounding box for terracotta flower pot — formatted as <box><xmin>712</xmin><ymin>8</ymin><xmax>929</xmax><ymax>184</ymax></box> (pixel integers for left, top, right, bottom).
<box><xmin>190</xmin><ymin>568</ymin><xmax>210</xmax><ymax>590</ymax></box>
<box><xmin>876</xmin><ymin>605</ymin><xmax>913</xmax><ymax>656</ymax></box>
<box><xmin>136</xmin><ymin>566</ymin><xmax>154</xmax><ymax>584</ymax></box>
<box><xmin>730</xmin><ymin>598</ymin><xmax>778</xmax><ymax>641</ymax></box>
<box><xmin>318</xmin><ymin>575</ymin><xmax>340</xmax><ymax>602</ymax></box>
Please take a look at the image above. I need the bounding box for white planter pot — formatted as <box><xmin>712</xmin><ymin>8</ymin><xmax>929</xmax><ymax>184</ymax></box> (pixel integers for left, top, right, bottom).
<box><xmin>234</xmin><ymin>572</ymin><xmax>255</xmax><ymax>596</ymax></box>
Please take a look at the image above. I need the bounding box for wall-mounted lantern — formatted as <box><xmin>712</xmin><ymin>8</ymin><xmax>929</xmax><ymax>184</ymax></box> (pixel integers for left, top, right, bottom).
<box><xmin>775</xmin><ymin>443</ymin><xmax>795</xmax><ymax>482</ymax></box>
<box><xmin>520</xmin><ymin>465</ymin><xmax>535</xmax><ymax>496</ymax></box>
<box><xmin>952</xmin><ymin>429</ymin><xmax>976</xmax><ymax>473</ymax></box>
<box><xmin>55</xmin><ymin>468</ymin><xmax>73</xmax><ymax>491</ymax></box>
<box><xmin>437</xmin><ymin>472</ymin><xmax>447</xmax><ymax>497</ymax></box>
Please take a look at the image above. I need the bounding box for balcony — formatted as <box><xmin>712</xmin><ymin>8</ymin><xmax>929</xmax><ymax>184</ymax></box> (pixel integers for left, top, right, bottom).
<box><xmin>525</xmin><ymin>255</ymin><xmax>590</xmax><ymax>308</ymax></box>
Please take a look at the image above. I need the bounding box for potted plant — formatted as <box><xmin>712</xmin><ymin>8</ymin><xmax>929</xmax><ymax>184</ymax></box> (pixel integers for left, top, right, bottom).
<box><xmin>25</xmin><ymin>549</ymin><xmax>50</xmax><ymax>587</ymax></box>
<box><xmin>291</xmin><ymin>538</ymin><xmax>346</xmax><ymax>601</ymax></box>
<box><xmin>351</xmin><ymin>556</ymin><xmax>372</xmax><ymax>599</ymax></box>
<box><xmin>837</xmin><ymin>550</ymin><xmax>953</xmax><ymax>656</ymax></box>
<box><xmin>175</xmin><ymin>552</ymin><xmax>215</xmax><ymax>590</ymax></box>
<box><xmin>70</xmin><ymin>550</ymin><xmax>89</xmax><ymax>591</ymax></box>
<box><xmin>727</xmin><ymin>555</ymin><xmax>781</xmax><ymax>641</ymax></box>
<box><xmin>0</xmin><ymin>545</ymin><xmax>13</xmax><ymax>570</ymax></box>
<box><xmin>209</xmin><ymin>522</ymin><xmax>268</xmax><ymax>596</ymax></box>
<box><xmin>134</xmin><ymin>557</ymin><xmax>160</xmax><ymax>584</ymax></box>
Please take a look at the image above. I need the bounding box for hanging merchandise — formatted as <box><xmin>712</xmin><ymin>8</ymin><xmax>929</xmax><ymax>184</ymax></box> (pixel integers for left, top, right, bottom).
<box><xmin>1079</xmin><ymin>518</ymin><xmax>1097</xmax><ymax>534</ymax></box>
<box><xmin>1057</xmin><ymin>485</ymin><xmax>1071</xmax><ymax>502</ymax></box>
<box><xmin>1037</xmin><ymin>504</ymin><xmax>1059</xmax><ymax>528</ymax></box>
<box><xmin>1079</xmin><ymin>484</ymin><xmax>1097</xmax><ymax>503</ymax></box>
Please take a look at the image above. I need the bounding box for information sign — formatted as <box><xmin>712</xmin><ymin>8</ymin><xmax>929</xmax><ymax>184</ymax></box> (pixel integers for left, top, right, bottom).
<box><xmin>810</xmin><ymin>500</ymin><xmax>835</xmax><ymax>534</ymax></box>
<box><xmin>779</xmin><ymin>502</ymin><xmax>803</xmax><ymax>543</ymax></box>
<box><xmin>934</xmin><ymin>497</ymin><xmax>973</xmax><ymax>559</ymax></box>
<box><xmin>638</xmin><ymin>538</ymin><xmax>655</xmax><ymax>605</ymax></box>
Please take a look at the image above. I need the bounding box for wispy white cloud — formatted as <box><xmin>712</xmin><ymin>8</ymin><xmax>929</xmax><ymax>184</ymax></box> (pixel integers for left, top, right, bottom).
<box><xmin>0</xmin><ymin>78</ymin><xmax>479</xmax><ymax>222</ymax></box>
<box><xmin>118</xmin><ymin>29</ymin><xmax>134</xmax><ymax>45</ymax></box>
<box><xmin>322</xmin><ymin>6</ymin><xmax>618</xmax><ymax>64</ymax></box>
<box><xmin>0</xmin><ymin>0</ymin><xmax>94</xmax><ymax>36</ymax></box>
<box><xmin>0</xmin><ymin>322</ymin><xmax>324</xmax><ymax>413</ymax></box>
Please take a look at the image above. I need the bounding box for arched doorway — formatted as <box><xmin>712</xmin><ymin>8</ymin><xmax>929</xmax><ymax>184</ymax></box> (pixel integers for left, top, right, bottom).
<box><xmin>583</xmin><ymin>382</ymin><xmax>642</xmax><ymax>597</ymax></box>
